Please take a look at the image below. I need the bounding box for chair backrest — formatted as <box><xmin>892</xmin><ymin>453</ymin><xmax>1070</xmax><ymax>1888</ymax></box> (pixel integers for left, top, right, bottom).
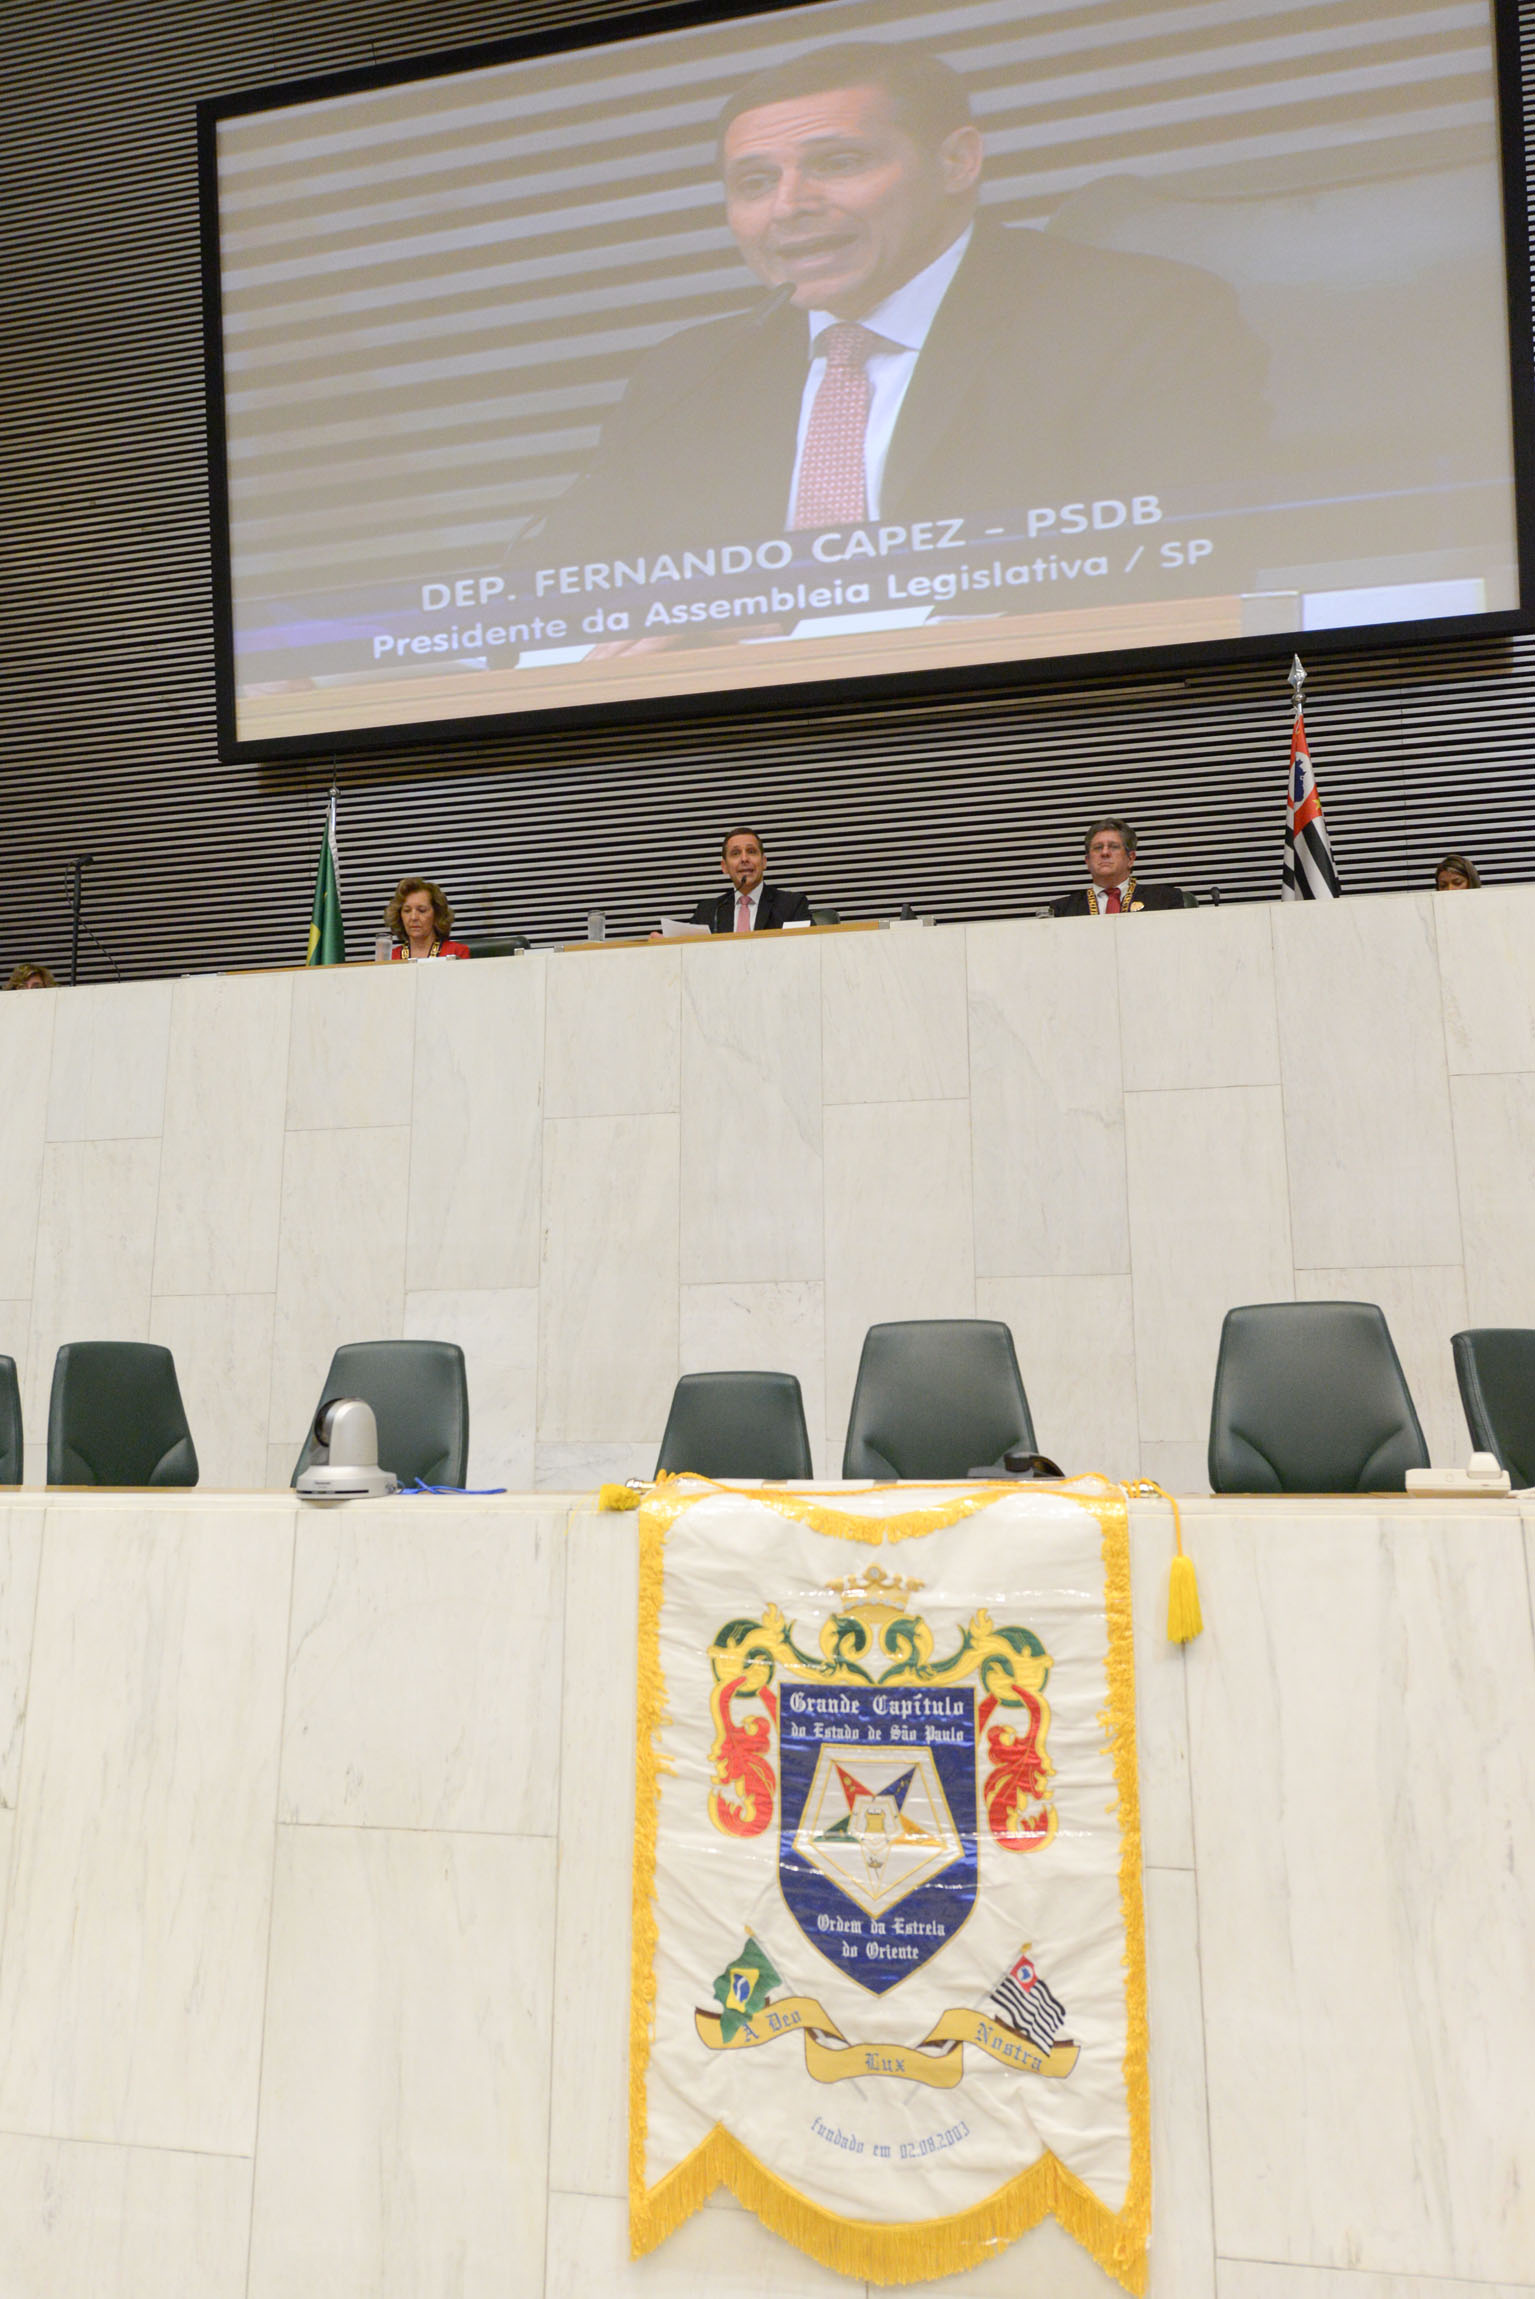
<box><xmin>0</xmin><ymin>1356</ymin><xmax>20</xmax><ymax>1486</ymax></box>
<box><xmin>461</xmin><ymin>934</ymin><xmax>528</xmax><ymax>959</ymax></box>
<box><xmin>291</xmin><ymin>1340</ymin><xmax>469</xmax><ymax>1488</ymax></box>
<box><xmin>654</xmin><ymin>1371</ymin><xmax>813</xmax><ymax>1480</ymax></box>
<box><xmin>1452</xmin><ymin>1329</ymin><xmax>1535</xmax><ymax>1486</ymax></box>
<box><xmin>841</xmin><ymin>1320</ymin><xmax>1037</xmax><ymax>1479</ymax></box>
<box><xmin>47</xmin><ymin>1342</ymin><xmax>199</xmax><ymax>1486</ymax></box>
<box><xmin>1208</xmin><ymin>1302</ymin><xmax>1428</xmax><ymax>1493</ymax></box>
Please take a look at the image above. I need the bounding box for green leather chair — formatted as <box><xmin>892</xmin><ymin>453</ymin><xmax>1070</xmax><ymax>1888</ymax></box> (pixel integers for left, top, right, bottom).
<box><xmin>841</xmin><ymin>1320</ymin><xmax>1038</xmax><ymax>1479</ymax></box>
<box><xmin>0</xmin><ymin>1356</ymin><xmax>20</xmax><ymax>1485</ymax></box>
<box><xmin>291</xmin><ymin>1341</ymin><xmax>469</xmax><ymax>1488</ymax></box>
<box><xmin>654</xmin><ymin>1371</ymin><xmax>813</xmax><ymax>1480</ymax></box>
<box><xmin>47</xmin><ymin>1342</ymin><xmax>199</xmax><ymax>1486</ymax></box>
<box><xmin>1208</xmin><ymin>1302</ymin><xmax>1428</xmax><ymax>1493</ymax></box>
<box><xmin>1451</xmin><ymin>1329</ymin><xmax>1535</xmax><ymax>1486</ymax></box>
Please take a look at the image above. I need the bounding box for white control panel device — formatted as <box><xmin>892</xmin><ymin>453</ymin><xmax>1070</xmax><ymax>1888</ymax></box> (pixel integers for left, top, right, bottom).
<box><xmin>1405</xmin><ymin>1450</ymin><xmax>1512</xmax><ymax>1497</ymax></box>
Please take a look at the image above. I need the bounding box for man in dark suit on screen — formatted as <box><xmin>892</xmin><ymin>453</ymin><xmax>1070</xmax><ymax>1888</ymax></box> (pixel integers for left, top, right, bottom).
<box><xmin>692</xmin><ymin>827</ymin><xmax>812</xmax><ymax>933</ymax></box>
<box><xmin>544</xmin><ymin>40</ymin><xmax>1268</xmax><ymax>561</ymax></box>
<box><xmin>1052</xmin><ymin>819</ymin><xmax>1184</xmax><ymax>917</ymax></box>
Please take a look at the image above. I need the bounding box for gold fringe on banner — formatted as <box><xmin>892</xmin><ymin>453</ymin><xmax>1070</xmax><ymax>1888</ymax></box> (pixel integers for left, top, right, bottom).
<box><xmin>624</xmin><ymin>1469</ymin><xmax>1126</xmax><ymax>1545</ymax></box>
<box><xmin>1097</xmin><ymin>1489</ymin><xmax>1153</xmax><ymax>2290</ymax></box>
<box><xmin>630</xmin><ymin>2122</ymin><xmax>1147</xmax><ymax>2288</ymax></box>
<box><xmin>628</xmin><ymin>1480</ymin><xmax>1151</xmax><ymax>2292</ymax></box>
<box><xmin>628</xmin><ymin>1498</ymin><xmax>668</xmax><ymax>2234</ymax></box>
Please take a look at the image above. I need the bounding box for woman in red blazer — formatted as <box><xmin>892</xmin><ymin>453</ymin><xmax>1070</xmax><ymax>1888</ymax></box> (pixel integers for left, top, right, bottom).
<box><xmin>385</xmin><ymin>876</ymin><xmax>470</xmax><ymax>962</ymax></box>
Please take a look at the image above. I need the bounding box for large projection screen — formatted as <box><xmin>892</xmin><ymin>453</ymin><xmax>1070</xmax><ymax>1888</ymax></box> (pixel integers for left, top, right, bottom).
<box><xmin>201</xmin><ymin>0</ymin><xmax>1533</xmax><ymax>755</ymax></box>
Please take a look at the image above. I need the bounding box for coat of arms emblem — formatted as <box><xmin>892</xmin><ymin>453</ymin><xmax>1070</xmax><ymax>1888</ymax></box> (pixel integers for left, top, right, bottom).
<box><xmin>707</xmin><ymin>1563</ymin><xmax>1057</xmax><ymax>1991</ymax></box>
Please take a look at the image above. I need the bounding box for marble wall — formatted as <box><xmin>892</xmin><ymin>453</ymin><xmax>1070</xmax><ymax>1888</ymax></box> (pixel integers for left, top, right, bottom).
<box><xmin>0</xmin><ymin>1488</ymin><xmax>1527</xmax><ymax>2299</ymax></box>
<box><xmin>0</xmin><ymin>886</ymin><xmax>1528</xmax><ymax>1492</ymax></box>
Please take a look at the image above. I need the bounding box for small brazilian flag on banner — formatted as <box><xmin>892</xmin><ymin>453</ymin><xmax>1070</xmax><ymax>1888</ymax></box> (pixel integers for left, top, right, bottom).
<box><xmin>712</xmin><ymin>1936</ymin><xmax>782</xmax><ymax>2042</ymax></box>
<box><xmin>306</xmin><ymin>787</ymin><xmax>345</xmax><ymax>965</ymax></box>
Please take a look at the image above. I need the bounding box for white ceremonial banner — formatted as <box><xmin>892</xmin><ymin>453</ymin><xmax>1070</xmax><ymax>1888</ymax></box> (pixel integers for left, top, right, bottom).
<box><xmin>629</xmin><ymin>1477</ymin><xmax>1149</xmax><ymax>2288</ymax></box>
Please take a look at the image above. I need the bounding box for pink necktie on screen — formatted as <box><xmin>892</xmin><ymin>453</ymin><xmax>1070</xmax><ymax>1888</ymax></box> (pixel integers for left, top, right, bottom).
<box><xmin>736</xmin><ymin>892</ymin><xmax>752</xmax><ymax>933</ymax></box>
<box><xmin>791</xmin><ymin>323</ymin><xmax>880</xmax><ymax>529</ymax></box>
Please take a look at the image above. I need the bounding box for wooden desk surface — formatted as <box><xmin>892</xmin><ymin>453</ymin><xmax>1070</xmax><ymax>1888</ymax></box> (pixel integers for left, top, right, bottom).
<box><xmin>557</xmin><ymin>920</ymin><xmax>886</xmax><ymax>952</ymax></box>
<box><xmin>215</xmin><ymin>919</ymin><xmax>892</xmax><ymax>975</ymax></box>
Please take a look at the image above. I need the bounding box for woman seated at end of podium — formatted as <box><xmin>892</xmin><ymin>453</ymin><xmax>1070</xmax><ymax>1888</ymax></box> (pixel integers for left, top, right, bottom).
<box><xmin>384</xmin><ymin>877</ymin><xmax>471</xmax><ymax>962</ymax></box>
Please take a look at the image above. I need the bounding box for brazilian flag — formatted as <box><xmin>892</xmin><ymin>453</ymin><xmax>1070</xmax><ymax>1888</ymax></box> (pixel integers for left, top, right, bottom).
<box><xmin>306</xmin><ymin>787</ymin><xmax>345</xmax><ymax>965</ymax></box>
<box><xmin>712</xmin><ymin>1935</ymin><xmax>782</xmax><ymax>2043</ymax></box>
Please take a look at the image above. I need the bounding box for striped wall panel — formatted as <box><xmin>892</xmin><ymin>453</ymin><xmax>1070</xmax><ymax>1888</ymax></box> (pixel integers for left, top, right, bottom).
<box><xmin>2</xmin><ymin>0</ymin><xmax>1533</xmax><ymax>982</ymax></box>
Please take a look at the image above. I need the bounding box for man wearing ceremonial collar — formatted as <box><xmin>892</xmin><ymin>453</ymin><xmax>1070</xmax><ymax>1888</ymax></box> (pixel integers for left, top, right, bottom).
<box><xmin>1051</xmin><ymin>819</ymin><xmax>1184</xmax><ymax>917</ymax></box>
<box><xmin>538</xmin><ymin>41</ymin><xmax>1267</xmax><ymax>559</ymax></box>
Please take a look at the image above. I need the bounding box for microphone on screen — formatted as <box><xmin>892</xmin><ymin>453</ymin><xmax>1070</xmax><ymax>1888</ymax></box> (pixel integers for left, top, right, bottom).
<box><xmin>739</xmin><ymin>281</ymin><xmax>797</xmax><ymax>334</ymax></box>
<box><xmin>599</xmin><ymin>283</ymin><xmax>798</xmax><ymax>446</ymax></box>
<box><xmin>514</xmin><ymin>283</ymin><xmax>800</xmax><ymax>552</ymax></box>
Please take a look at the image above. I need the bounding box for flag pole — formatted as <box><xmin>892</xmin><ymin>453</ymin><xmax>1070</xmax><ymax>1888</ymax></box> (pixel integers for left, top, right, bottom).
<box><xmin>306</xmin><ymin>771</ymin><xmax>347</xmax><ymax>965</ymax></box>
<box><xmin>1281</xmin><ymin>652</ymin><xmax>1342</xmax><ymax>901</ymax></box>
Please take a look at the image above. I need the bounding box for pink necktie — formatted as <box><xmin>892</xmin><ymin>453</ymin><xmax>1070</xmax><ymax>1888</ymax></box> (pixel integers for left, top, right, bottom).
<box><xmin>1105</xmin><ymin>888</ymin><xmax>1122</xmax><ymax>914</ymax></box>
<box><xmin>792</xmin><ymin>323</ymin><xmax>880</xmax><ymax>529</ymax></box>
<box><xmin>736</xmin><ymin>892</ymin><xmax>752</xmax><ymax>933</ymax></box>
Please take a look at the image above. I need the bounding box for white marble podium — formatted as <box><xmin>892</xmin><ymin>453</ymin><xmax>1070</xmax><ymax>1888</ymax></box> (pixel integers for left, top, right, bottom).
<box><xmin>0</xmin><ymin>1487</ymin><xmax>1527</xmax><ymax>2298</ymax></box>
<box><xmin>1</xmin><ymin>886</ymin><xmax>1533</xmax><ymax>1497</ymax></box>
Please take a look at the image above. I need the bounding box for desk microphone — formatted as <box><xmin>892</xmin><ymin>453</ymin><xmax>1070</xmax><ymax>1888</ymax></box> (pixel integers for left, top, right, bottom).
<box><xmin>68</xmin><ymin>855</ymin><xmax>96</xmax><ymax>987</ymax></box>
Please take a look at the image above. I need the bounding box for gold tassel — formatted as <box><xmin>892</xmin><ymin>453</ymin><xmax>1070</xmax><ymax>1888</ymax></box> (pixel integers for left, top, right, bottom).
<box><xmin>1124</xmin><ymin>1478</ymin><xmax>1203</xmax><ymax>1642</ymax></box>
<box><xmin>598</xmin><ymin>1482</ymin><xmax>643</xmax><ymax>1511</ymax></box>
<box><xmin>1166</xmin><ymin>1549</ymin><xmax>1203</xmax><ymax>1642</ymax></box>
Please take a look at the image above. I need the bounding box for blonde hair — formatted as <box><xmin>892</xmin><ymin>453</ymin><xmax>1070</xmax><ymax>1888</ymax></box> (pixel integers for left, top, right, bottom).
<box><xmin>384</xmin><ymin>876</ymin><xmax>454</xmax><ymax>942</ymax></box>
<box><xmin>5</xmin><ymin>962</ymin><xmax>56</xmax><ymax>990</ymax></box>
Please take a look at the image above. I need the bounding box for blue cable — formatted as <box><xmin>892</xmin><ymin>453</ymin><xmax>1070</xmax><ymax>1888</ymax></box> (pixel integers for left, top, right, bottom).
<box><xmin>397</xmin><ymin>1477</ymin><xmax>509</xmax><ymax>1496</ymax></box>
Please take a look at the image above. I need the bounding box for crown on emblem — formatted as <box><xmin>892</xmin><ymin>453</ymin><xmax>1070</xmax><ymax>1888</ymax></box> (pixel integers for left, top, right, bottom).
<box><xmin>822</xmin><ymin>1563</ymin><xmax>925</xmax><ymax>1625</ymax></box>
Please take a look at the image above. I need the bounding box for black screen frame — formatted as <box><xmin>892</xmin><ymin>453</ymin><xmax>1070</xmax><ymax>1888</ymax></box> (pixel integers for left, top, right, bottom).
<box><xmin>197</xmin><ymin>0</ymin><xmax>1535</xmax><ymax>765</ymax></box>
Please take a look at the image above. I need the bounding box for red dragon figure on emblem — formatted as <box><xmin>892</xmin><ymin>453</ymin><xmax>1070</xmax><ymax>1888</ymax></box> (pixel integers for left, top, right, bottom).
<box><xmin>704</xmin><ymin>1574</ymin><xmax>1058</xmax><ymax>1852</ymax></box>
<box><xmin>977</xmin><ymin>1687</ymin><xmax>1056</xmax><ymax>1852</ymax></box>
<box><xmin>707</xmin><ymin>1663</ymin><xmax>779</xmax><ymax>1838</ymax></box>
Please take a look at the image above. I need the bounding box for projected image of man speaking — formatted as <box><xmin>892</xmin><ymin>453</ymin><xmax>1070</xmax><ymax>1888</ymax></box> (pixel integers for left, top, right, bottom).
<box><xmin>541</xmin><ymin>40</ymin><xmax>1269</xmax><ymax>565</ymax></box>
<box><xmin>211</xmin><ymin>0</ymin><xmax>1521</xmax><ymax>740</ymax></box>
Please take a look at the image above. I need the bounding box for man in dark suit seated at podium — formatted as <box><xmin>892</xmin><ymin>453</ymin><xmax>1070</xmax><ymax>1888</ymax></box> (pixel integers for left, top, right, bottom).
<box><xmin>693</xmin><ymin>827</ymin><xmax>813</xmax><ymax>933</ymax></box>
<box><xmin>1052</xmin><ymin>820</ymin><xmax>1184</xmax><ymax>916</ymax></box>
